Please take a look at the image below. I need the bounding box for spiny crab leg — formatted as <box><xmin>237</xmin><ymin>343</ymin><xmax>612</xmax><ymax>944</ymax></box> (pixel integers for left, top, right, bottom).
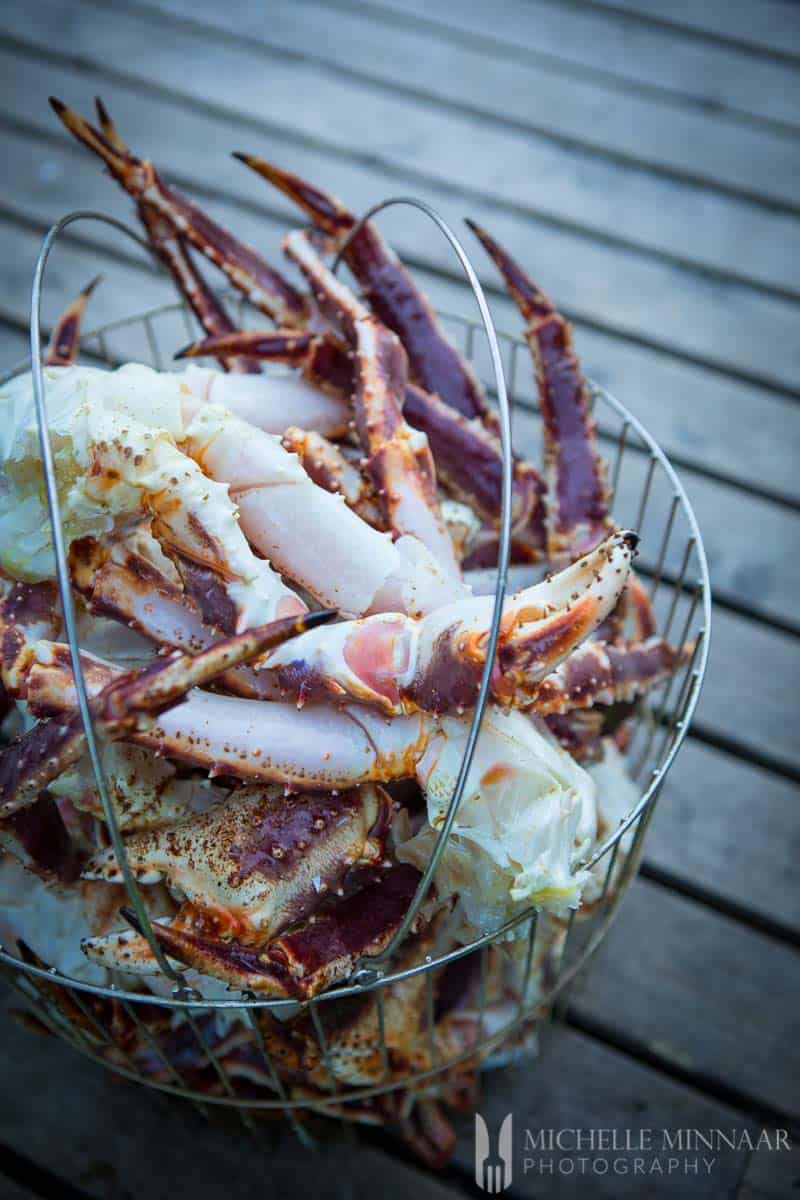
<box><xmin>530</xmin><ymin>636</ymin><xmax>686</xmax><ymax>717</ymax></box>
<box><xmin>282</xmin><ymin>230</ymin><xmax>460</xmax><ymax>576</ymax></box>
<box><xmin>235</xmin><ymin>154</ymin><xmax>488</xmax><ymax>422</ymax></box>
<box><xmin>281</xmin><ymin>427</ymin><xmax>384</xmax><ymax>529</ymax></box>
<box><xmin>92</xmin><ymin>98</ymin><xmax>260</xmax><ymax>376</ymax></box>
<box><xmin>3</xmin><ymin>363</ymin><xmax>306</xmax><ymax>625</ymax></box>
<box><xmin>467</xmin><ymin>222</ymin><xmax>612</xmax><ymax>560</ymax></box>
<box><xmin>260</xmin><ymin>529</ymin><xmax>637</xmax><ymax>713</ymax></box>
<box><xmin>403</xmin><ymin>383</ymin><xmax>545</xmax><ymax>563</ymax></box>
<box><xmin>44</xmin><ymin>275</ymin><xmax>102</xmax><ymax>367</ymax></box>
<box><xmin>50</xmin><ymin>98</ymin><xmax>307</xmax><ymax>326</ymax></box>
<box><xmin>0</xmin><ymin>609</ymin><xmax>334</xmax><ymax>816</ymax></box>
<box><xmin>27</xmin><ymin>660</ymin><xmax>430</xmax><ymax>791</ymax></box>
<box><xmin>119</xmin><ymin>861</ymin><xmax>429</xmax><ymax>997</ymax></box>
<box><xmin>81</xmin><ymin>783</ymin><xmax>394</xmax><ymax>972</ymax></box>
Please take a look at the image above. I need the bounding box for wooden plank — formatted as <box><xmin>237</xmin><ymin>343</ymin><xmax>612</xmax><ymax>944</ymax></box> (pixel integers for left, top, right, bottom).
<box><xmin>570</xmin><ymin>878</ymin><xmax>800</xmax><ymax>1120</ymax></box>
<box><xmin>0</xmin><ymin>1178</ymin><xmax>42</xmax><ymax>1200</ymax></box>
<box><xmin>360</xmin><ymin>0</ymin><xmax>800</xmax><ymax>130</ymax></box>
<box><xmin>738</xmin><ymin>1134</ymin><xmax>800</xmax><ymax>1198</ymax></box>
<box><xmin>131</xmin><ymin>0</ymin><xmax>800</xmax><ymax>214</ymax></box>
<box><xmin>649</xmin><ymin>740</ymin><xmax>800</xmax><ymax>933</ymax></box>
<box><xmin>14</xmin><ymin>0</ymin><xmax>800</xmax><ymax>301</ymax></box>
<box><xmin>0</xmin><ymin>998</ymin><xmax>465</xmax><ymax>1200</ymax></box>
<box><xmin>454</xmin><ymin>1027</ymin><xmax>757</xmax><ymax>1197</ymax></box>
<box><xmin>5</xmin><ymin>90</ymin><xmax>800</xmax><ymax>511</ymax></box>
<box><xmin>5</xmin><ymin>7</ymin><xmax>800</xmax><ymax>395</ymax></box>
<box><xmin>587</xmin><ymin>0</ymin><xmax>800</xmax><ymax>61</ymax></box>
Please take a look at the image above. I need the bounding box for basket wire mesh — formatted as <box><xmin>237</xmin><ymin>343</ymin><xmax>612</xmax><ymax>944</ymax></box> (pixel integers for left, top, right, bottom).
<box><xmin>0</xmin><ymin>206</ymin><xmax>710</xmax><ymax>1135</ymax></box>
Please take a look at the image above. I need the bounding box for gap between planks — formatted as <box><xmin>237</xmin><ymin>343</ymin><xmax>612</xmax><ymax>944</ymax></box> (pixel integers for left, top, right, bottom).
<box><xmin>4</xmin><ymin>28</ymin><xmax>800</xmax><ymax>398</ymax></box>
<box><xmin>72</xmin><ymin>0</ymin><xmax>800</xmax><ymax>224</ymax></box>
<box><xmin>6</xmin><ymin>2</ymin><xmax>800</xmax><ymax>312</ymax></box>
<box><xmin>309</xmin><ymin>0</ymin><xmax>800</xmax><ymax>138</ymax></box>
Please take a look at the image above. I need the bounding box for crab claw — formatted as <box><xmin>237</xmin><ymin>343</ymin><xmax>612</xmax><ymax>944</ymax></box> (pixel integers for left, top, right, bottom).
<box><xmin>120</xmin><ymin>863</ymin><xmax>427</xmax><ymax>996</ymax></box>
<box><xmin>44</xmin><ymin>275</ymin><xmax>102</xmax><ymax>367</ymax></box>
<box><xmin>467</xmin><ymin>220</ymin><xmax>611</xmax><ymax>559</ymax></box>
<box><xmin>50</xmin><ymin>98</ymin><xmax>307</xmax><ymax>326</ymax></box>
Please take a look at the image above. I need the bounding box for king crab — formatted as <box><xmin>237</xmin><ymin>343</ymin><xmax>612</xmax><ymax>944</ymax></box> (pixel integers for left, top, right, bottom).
<box><xmin>0</xmin><ymin>96</ymin><xmax>690</xmax><ymax>1165</ymax></box>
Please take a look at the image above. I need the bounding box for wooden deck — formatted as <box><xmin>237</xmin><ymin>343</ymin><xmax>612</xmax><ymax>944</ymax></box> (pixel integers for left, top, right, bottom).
<box><xmin>0</xmin><ymin>0</ymin><xmax>798</xmax><ymax>1196</ymax></box>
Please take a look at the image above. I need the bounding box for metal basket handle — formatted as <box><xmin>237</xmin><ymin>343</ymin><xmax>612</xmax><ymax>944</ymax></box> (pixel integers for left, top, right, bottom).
<box><xmin>29</xmin><ymin>210</ymin><xmax>186</xmax><ymax>986</ymax></box>
<box><xmin>331</xmin><ymin>198</ymin><xmax>514</xmax><ymax>974</ymax></box>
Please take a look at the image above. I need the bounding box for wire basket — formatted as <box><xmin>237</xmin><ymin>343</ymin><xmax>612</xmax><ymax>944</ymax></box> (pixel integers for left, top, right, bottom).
<box><xmin>0</xmin><ymin>207</ymin><xmax>710</xmax><ymax>1143</ymax></box>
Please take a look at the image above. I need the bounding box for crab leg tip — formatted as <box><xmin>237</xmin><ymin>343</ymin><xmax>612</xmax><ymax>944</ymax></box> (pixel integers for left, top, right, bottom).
<box><xmin>82</xmin><ymin>273</ymin><xmax>103</xmax><ymax>298</ymax></box>
<box><xmin>297</xmin><ymin>608</ymin><xmax>338</xmax><ymax>633</ymax></box>
<box><xmin>119</xmin><ymin>906</ymin><xmax>142</xmax><ymax>934</ymax></box>
<box><xmin>48</xmin><ymin>96</ymin><xmax>66</xmax><ymax>116</ymax></box>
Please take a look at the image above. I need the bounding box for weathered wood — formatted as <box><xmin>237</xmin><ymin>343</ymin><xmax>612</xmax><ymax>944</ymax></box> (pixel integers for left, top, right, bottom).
<box><xmin>570</xmin><ymin>878</ymin><xmax>800</xmax><ymax>1120</ymax></box>
<box><xmin>0</xmin><ymin>993</ymin><xmax>464</xmax><ymax>1200</ymax></box>
<box><xmin>4</xmin><ymin>105</ymin><xmax>799</xmax><ymax>510</ymax></box>
<box><xmin>587</xmin><ymin>0</ymin><xmax>800</xmax><ymax>60</ymax></box>
<box><xmin>737</xmin><ymin>1132</ymin><xmax>800</xmax><ymax>1198</ymax></box>
<box><xmin>5</xmin><ymin>4</ymin><xmax>800</xmax><ymax>395</ymax></box>
<box><xmin>0</xmin><ymin>1177</ymin><xmax>42</xmax><ymax>1200</ymax></box>
<box><xmin>127</xmin><ymin>0</ymin><xmax>800</xmax><ymax>214</ymax></box>
<box><xmin>455</xmin><ymin>1025</ymin><xmax>758</xmax><ymax>1198</ymax></box>
<box><xmin>359</xmin><ymin>0</ymin><xmax>800</xmax><ymax>130</ymax></box>
<box><xmin>649</xmin><ymin>739</ymin><xmax>800</xmax><ymax>933</ymax></box>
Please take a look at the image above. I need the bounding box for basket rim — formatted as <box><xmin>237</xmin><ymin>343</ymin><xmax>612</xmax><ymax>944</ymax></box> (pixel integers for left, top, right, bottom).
<box><xmin>0</xmin><ymin>297</ymin><xmax>711</xmax><ymax>1010</ymax></box>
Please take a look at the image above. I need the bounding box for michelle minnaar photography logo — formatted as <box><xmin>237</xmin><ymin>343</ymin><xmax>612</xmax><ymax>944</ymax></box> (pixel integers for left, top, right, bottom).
<box><xmin>475</xmin><ymin>1113</ymin><xmax>513</xmax><ymax>1193</ymax></box>
<box><xmin>474</xmin><ymin>1115</ymin><xmax>791</xmax><ymax>1187</ymax></box>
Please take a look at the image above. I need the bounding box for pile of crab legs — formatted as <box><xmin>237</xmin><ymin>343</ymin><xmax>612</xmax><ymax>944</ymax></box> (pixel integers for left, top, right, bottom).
<box><xmin>0</xmin><ymin>96</ymin><xmax>686</xmax><ymax>1162</ymax></box>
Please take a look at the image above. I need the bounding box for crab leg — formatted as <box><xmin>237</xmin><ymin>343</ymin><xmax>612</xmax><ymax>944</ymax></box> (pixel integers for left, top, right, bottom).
<box><xmin>72</xmin><ymin>541</ymin><xmax>279</xmax><ymax>701</ymax></box>
<box><xmin>51</xmin><ymin>98</ymin><xmax>307</xmax><ymax>326</ymax></box>
<box><xmin>236</xmin><ymin>154</ymin><xmax>487</xmax><ymax>422</ymax></box>
<box><xmin>254</xmin><ymin>530</ymin><xmax>636</xmax><ymax>713</ymax></box>
<box><xmin>81</xmin><ymin>783</ymin><xmax>394</xmax><ymax>973</ymax></box>
<box><xmin>44</xmin><ymin>275</ymin><xmax>102</xmax><ymax>367</ymax></box>
<box><xmin>280</xmin><ymin>231</ymin><xmax>459</xmax><ymax>575</ymax></box>
<box><xmin>531</xmin><ymin>637</ymin><xmax>683</xmax><ymax>716</ymax></box>
<box><xmin>119</xmin><ymin>861</ymin><xmax>428</xmax><ymax>997</ymax></box>
<box><xmin>179</xmin><ymin>393</ymin><xmax>466</xmax><ymax>617</ymax></box>
<box><xmin>281</xmin><ymin>427</ymin><xmax>384</xmax><ymax>529</ymax></box>
<box><xmin>467</xmin><ymin>222</ymin><xmax>612</xmax><ymax>559</ymax></box>
<box><xmin>178</xmin><ymin>328</ymin><xmax>354</xmax><ymax>401</ymax></box>
<box><xmin>0</xmin><ymin>609</ymin><xmax>333</xmax><ymax>815</ymax></box>
<box><xmin>3</xmin><ymin>364</ymin><xmax>305</xmax><ymax>624</ymax></box>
